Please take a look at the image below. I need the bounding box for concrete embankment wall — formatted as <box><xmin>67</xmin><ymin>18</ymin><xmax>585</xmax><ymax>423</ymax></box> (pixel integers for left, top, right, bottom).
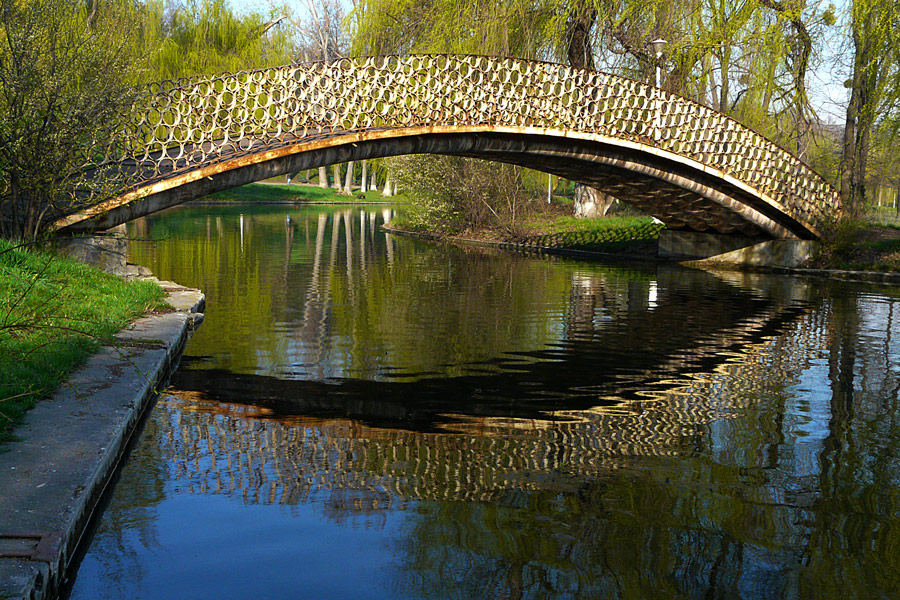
<box><xmin>0</xmin><ymin>278</ymin><xmax>204</xmax><ymax>600</ymax></box>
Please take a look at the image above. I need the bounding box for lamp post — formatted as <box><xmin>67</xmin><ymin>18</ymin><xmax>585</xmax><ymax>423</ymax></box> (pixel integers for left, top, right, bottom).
<box><xmin>649</xmin><ymin>38</ymin><xmax>667</xmax><ymax>88</ymax></box>
<box><xmin>648</xmin><ymin>39</ymin><xmax>667</xmax><ymax>143</ymax></box>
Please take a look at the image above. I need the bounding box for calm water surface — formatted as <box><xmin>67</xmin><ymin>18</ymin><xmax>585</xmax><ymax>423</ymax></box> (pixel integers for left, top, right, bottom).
<box><xmin>66</xmin><ymin>203</ymin><xmax>900</xmax><ymax>599</ymax></box>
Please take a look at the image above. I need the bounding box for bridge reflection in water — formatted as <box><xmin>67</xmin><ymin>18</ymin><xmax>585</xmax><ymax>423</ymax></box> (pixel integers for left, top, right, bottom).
<box><xmin>70</xmin><ymin>204</ymin><xmax>900</xmax><ymax>600</ymax></box>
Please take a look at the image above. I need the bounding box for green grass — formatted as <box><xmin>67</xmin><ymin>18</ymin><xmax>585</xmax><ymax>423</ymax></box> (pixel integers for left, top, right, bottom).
<box><xmin>520</xmin><ymin>215</ymin><xmax>665</xmax><ymax>254</ymax></box>
<box><xmin>0</xmin><ymin>240</ymin><xmax>166</xmax><ymax>441</ymax></box>
<box><xmin>866</xmin><ymin>204</ymin><xmax>900</xmax><ymax>219</ymax></box>
<box><xmin>206</xmin><ymin>182</ymin><xmax>408</xmax><ymax>203</ymax></box>
<box><xmin>389</xmin><ymin>204</ymin><xmax>665</xmax><ymax>256</ymax></box>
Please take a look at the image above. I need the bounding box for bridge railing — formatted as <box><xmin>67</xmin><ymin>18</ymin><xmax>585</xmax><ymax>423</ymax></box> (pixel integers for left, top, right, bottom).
<box><xmin>84</xmin><ymin>55</ymin><xmax>840</xmax><ymax>233</ymax></box>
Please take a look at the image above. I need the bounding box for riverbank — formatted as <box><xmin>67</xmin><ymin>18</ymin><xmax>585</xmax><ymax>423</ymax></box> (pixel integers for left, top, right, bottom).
<box><xmin>806</xmin><ymin>220</ymin><xmax>900</xmax><ymax>272</ymax></box>
<box><xmin>201</xmin><ymin>182</ymin><xmax>408</xmax><ymax>204</ymax></box>
<box><xmin>0</xmin><ymin>240</ymin><xmax>168</xmax><ymax>441</ymax></box>
<box><xmin>0</xmin><ymin>268</ymin><xmax>204</xmax><ymax>600</ymax></box>
<box><xmin>384</xmin><ymin>221</ymin><xmax>900</xmax><ymax>286</ymax></box>
<box><xmin>384</xmin><ymin>211</ymin><xmax>666</xmax><ymax>261</ymax></box>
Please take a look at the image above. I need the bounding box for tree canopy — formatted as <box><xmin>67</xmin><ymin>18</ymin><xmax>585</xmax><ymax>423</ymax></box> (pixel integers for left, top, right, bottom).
<box><xmin>349</xmin><ymin>0</ymin><xmax>900</xmax><ymax>214</ymax></box>
<box><xmin>0</xmin><ymin>0</ymin><xmax>146</xmax><ymax>239</ymax></box>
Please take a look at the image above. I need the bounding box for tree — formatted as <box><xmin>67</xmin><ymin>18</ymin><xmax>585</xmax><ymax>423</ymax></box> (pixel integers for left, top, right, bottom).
<box><xmin>291</xmin><ymin>0</ymin><xmax>346</xmax><ymax>62</ymax></box>
<box><xmin>390</xmin><ymin>155</ymin><xmax>534</xmax><ymax>233</ymax></box>
<box><xmin>838</xmin><ymin>0</ymin><xmax>899</xmax><ymax>214</ymax></box>
<box><xmin>0</xmin><ymin>0</ymin><xmax>147</xmax><ymax>240</ymax></box>
<box><xmin>290</xmin><ymin>0</ymin><xmax>349</xmax><ymax>195</ymax></box>
<box><xmin>146</xmin><ymin>0</ymin><xmax>295</xmax><ymax>81</ymax></box>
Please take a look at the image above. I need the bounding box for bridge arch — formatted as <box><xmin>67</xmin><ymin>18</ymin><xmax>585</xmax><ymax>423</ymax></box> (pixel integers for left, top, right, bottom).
<box><xmin>50</xmin><ymin>55</ymin><xmax>841</xmax><ymax>239</ymax></box>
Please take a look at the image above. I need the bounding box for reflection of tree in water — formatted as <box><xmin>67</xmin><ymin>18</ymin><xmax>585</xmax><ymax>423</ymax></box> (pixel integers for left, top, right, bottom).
<box><xmin>388</xmin><ymin>296</ymin><xmax>900</xmax><ymax>599</ymax></box>
<box><xmin>798</xmin><ymin>293</ymin><xmax>900</xmax><ymax>596</ymax></box>
<box><xmin>126</xmin><ymin>207</ymin><xmax>900</xmax><ymax>598</ymax></box>
<box><xmin>152</xmin><ymin>292</ymin><xmax>900</xmax><ymax>598</ymax></box>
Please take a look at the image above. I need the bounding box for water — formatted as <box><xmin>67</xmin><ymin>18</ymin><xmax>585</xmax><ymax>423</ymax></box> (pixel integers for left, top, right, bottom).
<box><xmin>66</xmin><ymin>203</ymin><xmax>900</xmax><ymax>599</ymax></box>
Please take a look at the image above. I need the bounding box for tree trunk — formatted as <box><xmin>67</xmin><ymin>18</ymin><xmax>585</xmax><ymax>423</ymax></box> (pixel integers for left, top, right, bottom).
<box><xmin>566</xmin><ymin>1</ymin><xmax>613</xmax><ymax>218</ymax></box>
<box><xmin>566</xmin><ymin>1</ymin><xmax>596</xmax><ymax>71</ymax></box>
<box><xmin>839</xmin><ymin>6</ymin><xmax>875</xmax><ymax>216</ymax></box>
<box><xmin>840</xmin><ymin>89</ymin><xmax>860</xmax><ymax>207</ymax></box>
<box><xmin>719</xmin><ymin>47</ymin><xmax>731</xmax><ymax>112</ymax></box>
<box><xmin>332</xmin><ymin>164</ymin><xmax>342</xmax><ymax>190</ymax></box>
<box><xmin>361</xmin><ymin>161</ymin><xmax>368</xmax><ymax>193</ymax></box>
<box><xmin>855</xmin><ymin>114</ymin><xmax>871</xmax><ymax>207</ymax></box>
<box><xmin>344</xmin><ymin>160</ymin><xmax>354</xmax><ymax>195</ymax></box>
<box><xmin>383</xmin><ymin>173</ymin><xmax>393</xmax><ymax>197</ymax></box>
<box><xmin>318</xmin><ymin>166</ymin><xmax>328</xmax><ymax>189</ymax></box>
<box><xmin>757</xmin><ymin>0</ymin><xmax>813</xmax><ymax>158</ymax></box>
<box><xmin>573</xmin><ymin>185</ymin><xmax>615</xmax><ymax>218</ymax></box>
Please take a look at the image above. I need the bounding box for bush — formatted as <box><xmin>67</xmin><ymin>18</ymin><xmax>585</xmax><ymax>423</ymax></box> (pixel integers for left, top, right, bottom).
<box><xmin>389</xmin><ymin>155</ymin><xmax>538</xmax><ymax>233</ymax></box>
<box><xmin>0</xmin><ymin>0</ymin><xmax>145</xmax><ymax>240</ymax></box>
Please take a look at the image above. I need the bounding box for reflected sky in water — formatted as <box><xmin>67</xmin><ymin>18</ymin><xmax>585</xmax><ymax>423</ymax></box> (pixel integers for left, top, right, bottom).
<box><xmin>66</xmin><ymin>204</ymin><xmax>900</xmax><ymax>599</ymax></box>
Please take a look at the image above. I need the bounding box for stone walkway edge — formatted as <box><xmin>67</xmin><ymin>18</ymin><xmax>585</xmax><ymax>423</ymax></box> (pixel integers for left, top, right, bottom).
<box><xmin>0</xmin><ymin>277</ymin><xmax>204</xmax><ymax>600</ymax></box>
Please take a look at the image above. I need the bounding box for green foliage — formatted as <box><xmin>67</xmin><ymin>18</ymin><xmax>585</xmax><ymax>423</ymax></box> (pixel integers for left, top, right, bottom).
<box><xmin>0</xmin><ymin>0</ymin><xmax>147</xmax><ymax>239</ymax></box>
<box><xmin>389</xmin><ymin>156</ymin><xmax>462</xmax><ymax>233</ymax></box>
<box><xmin>351</xmin><ymin>0</ymin><xmax>557</xmax><ymax>57</ymax></box>
<box><xmin>145</xmin><ymin>0</ymin><xmax>295</xmax><ymax>81</ymax></box>
<box><xmin>390</xmin><ymin>155</ymin><xmax>540</xmax><ymax>234</ymax></box>
<box><xmin>0</xmin><ymin>240</ymin><xmax>165</xmax><ymax>440</ymax></box>
<box><xmin>0</xmin><ymin>0</ymin><xmax>303</xmax><ymax>239</ymax></box>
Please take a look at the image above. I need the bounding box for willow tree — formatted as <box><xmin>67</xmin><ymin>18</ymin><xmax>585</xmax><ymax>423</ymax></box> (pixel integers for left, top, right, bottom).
<box><xmin>145</xmin><ymin>0</ymin><xmax>295</xmax><ymax>81</ymax></box>
<box><xmin>351</xmin><ymin>0</ymin><xmax>557</xmax><ymax>56</ymax></box>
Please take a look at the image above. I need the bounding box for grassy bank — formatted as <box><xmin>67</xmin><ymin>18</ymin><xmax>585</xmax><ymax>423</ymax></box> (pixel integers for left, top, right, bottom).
<box><xmin>0</xmin><ymin>240</ymin><xmax>166</xmax><ymax>441</ymax></box>
<box><xmin>206</xmin><ymin>182</ymin><xmax>407</xmax><ymax>203</ymax></box>
<box><xmin>390</xmin><ymin>202</ymin><xmax>665</xmax><ymax>257</ymax></box>
<box><xmin>811</xmin><ymin>221</ymin><xmax>900</xmax><ymax>271</ymax></box>
<box><xmin>518</xmin><ymin>214</ymin><xmax>665</xmax><ymax>256</ymax></box>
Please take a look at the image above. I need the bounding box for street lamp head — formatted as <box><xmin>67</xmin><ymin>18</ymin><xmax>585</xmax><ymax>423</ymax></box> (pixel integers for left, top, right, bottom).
<box><xmin>649</xmin><ymin>38</ymin><xmax>668</xmax><ymax>59</ymax></box>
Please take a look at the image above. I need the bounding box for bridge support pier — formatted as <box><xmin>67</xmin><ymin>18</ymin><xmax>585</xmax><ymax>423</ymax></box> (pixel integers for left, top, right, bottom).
<box><xmin>658</xmin><ymin>230</ymin><xmax>817</xmax><ymax>268</ymax></box>
<box><xmin>54</xmin><ymin>225</ymin><xmax>129</xmax><ymax>276</ymax></box>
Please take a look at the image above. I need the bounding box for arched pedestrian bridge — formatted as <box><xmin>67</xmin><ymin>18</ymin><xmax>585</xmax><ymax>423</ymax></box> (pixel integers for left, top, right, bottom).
<box><xmin>50</xmin><ymin>55</ymin><xmax>840</xmax><ymax>239</ymax></box>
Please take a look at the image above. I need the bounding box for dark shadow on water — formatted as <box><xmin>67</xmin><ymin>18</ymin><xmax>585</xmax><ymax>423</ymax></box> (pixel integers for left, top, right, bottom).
<box><xmin>172</xmin><ymin>291</ymin><xmax>810</xmax><ymax>433</ymax></box>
